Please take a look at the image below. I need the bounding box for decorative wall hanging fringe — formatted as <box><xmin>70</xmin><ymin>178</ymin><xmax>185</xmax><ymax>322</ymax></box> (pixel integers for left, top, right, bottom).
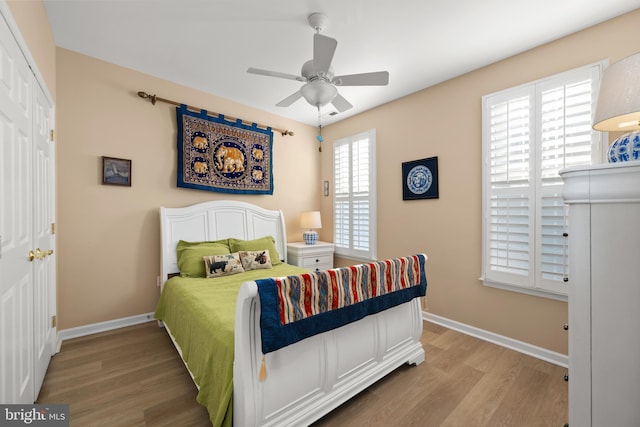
<box><xmin>137</xmin><ymin>91</ymin><xmax>294</xmax><ymax>137</ymax></box>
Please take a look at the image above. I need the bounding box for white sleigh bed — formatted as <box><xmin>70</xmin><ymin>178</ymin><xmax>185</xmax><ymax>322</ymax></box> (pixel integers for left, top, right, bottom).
<box><xmin>157</xmin><ymin>200</ymin><xmax>426</xmax><ymax>426</ymax></box>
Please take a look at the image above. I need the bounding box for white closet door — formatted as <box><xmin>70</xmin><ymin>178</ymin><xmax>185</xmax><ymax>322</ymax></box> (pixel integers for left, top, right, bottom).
<box><xmin>32</xmin><ymin>80</ymin><xmax>55</xmax><ymax>395</ymax></box>
<box><xmin>0</xmin><ymin>13</ymin><xmax>35</xmax><ymax>404</ymax></box>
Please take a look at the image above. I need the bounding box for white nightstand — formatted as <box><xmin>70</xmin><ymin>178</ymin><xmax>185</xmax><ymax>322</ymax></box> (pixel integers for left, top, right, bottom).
<box><xmin>287</xmin><ymin>241</ymin><xmax>334</xmax><ymax>272</ymax></box>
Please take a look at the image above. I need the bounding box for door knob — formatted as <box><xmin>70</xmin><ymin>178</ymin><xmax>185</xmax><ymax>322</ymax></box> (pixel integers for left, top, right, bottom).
<box><xmin>34</xmin><ymin>248</ymin><xmax>51</xmax><ymax>259</ymax></box>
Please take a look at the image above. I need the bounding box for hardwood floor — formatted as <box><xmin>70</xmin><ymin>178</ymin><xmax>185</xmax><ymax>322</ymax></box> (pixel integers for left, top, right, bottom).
<box><xmin>37</xmin><ymin>322</ymin><xmax>211</xmax><ymax>426</ymax></box>
<box><xmin>37</xmin><ymin>321</ymin><xmax>567</xmax><ymax>426</ymax></box>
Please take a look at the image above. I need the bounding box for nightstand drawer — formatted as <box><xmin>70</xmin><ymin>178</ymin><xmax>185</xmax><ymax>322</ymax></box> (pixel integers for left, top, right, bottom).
<box><xmin>287</xmin><ymin>241</ymin><xmax>334</xmax><ymax>271</ymax></box>
<box><xmin>300</xmin><ymin>254</ymin><xmax>333</xmax><ymax>269</ymax></box>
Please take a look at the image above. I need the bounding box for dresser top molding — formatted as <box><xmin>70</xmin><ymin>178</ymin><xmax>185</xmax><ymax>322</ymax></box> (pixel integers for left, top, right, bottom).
<box><xmin>560</xmin><ymin>162</ymin><xmax>640</xmax><ymax>204</ymax></box>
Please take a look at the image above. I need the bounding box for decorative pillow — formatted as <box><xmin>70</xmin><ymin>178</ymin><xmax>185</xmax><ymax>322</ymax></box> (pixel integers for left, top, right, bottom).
<box><xmin>228</xmin><ymin>236</ymin><xmax>282</xmax><ymax>265</ymax></box>
<box><xmin>176</xmin><ymin>239</ymin><xmax>231</xmax><ymax>277</ymax></box>
<box><xmin>239</xmin><ymin>250</ymin><xmax>273</xmax><ymax>271</ymax></box>
<box><xmin>204</xmin><ymin>252</ymin><xmax>245</xmax><ymax>278</ymax></box>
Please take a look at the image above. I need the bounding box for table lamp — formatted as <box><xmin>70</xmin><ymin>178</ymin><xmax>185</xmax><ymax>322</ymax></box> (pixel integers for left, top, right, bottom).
<box><xmin>592</xmin><ymin>52</ymin><xmax>640</xmax><ymax>162</ymax></box>
<box><xmin>301</xmin><ymin>211</ymin><xmax>322</xmax><ymax>245</ymax></box>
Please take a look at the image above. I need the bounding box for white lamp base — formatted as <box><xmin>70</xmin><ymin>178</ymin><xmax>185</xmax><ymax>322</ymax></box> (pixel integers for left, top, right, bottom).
<box><xmin>303</xmin><ymin>230</ymin><xmax>318</xmax><ymax>245</ymax></box>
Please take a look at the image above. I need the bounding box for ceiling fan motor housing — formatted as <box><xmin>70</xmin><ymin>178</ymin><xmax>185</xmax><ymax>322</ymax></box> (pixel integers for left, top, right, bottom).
<box><xmin>301</xmin><ymin>60</ymin><xmax>334</xmax><ymax>81</ymax></box>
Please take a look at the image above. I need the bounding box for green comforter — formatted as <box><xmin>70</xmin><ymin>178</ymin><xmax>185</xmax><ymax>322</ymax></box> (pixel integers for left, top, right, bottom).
<box><xmin>154</xmin><ymin>263</ymin><xmax>307</xmax><ymax>427</ymax></box>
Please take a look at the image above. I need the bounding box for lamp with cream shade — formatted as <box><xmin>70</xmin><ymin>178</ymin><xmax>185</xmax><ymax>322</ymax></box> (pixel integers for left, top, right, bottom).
<box><xmin>300</xmin><ymin>211</ymin><xmax>322</xmax><ymax>245</ymax></box>
<box><xmin>593</xmin><ymin>52</ymin><xmax>640</xmax><ymax>162</ymax></box>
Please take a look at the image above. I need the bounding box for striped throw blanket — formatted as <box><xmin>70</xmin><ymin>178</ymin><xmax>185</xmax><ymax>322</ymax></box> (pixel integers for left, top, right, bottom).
<box><xmin>256</xmin><ymin>254</ymin><xmax>427</xmax><ymax>354</ymax></box>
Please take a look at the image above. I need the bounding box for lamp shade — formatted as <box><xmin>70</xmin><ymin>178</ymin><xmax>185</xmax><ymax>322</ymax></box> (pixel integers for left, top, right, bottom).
<box><xmin>301</xmin><ymin>211</ymin><xmax>322</xmax><ymax>245</ymax></box>
<box><xmin>593</xmin><ymin>52</ymin><xmax>640</xmax><ymax>132</ymax></box>
<box><xmin>300</xmin><ymin>211</ymin><xmax>322</xmax><ymax>229</ymax></box>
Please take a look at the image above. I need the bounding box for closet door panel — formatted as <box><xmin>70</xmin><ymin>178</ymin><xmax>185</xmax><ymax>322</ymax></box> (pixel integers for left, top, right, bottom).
<box><xmin>0</xmin><ymin>13</ymin><xmax>34</xmax><ymax>404</ymax></box>
<box><xmin>32</xmin><ymin>80</ymin><xmax>55</xmax><ymax>394</ymax></box>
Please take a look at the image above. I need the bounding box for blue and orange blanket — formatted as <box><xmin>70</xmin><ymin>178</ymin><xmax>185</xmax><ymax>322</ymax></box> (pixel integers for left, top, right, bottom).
<box><xmin>256</xmin><ymin>254</ymin><xmax>428</xmax><ymax>354</ymax></box>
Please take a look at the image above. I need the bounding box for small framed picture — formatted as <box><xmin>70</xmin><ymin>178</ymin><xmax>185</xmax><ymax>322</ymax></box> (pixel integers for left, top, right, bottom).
<box><xmin>102</xmin><ymin>156</ymin><xmax>131</xmax><ymax>186</ymax></box>
<box><xmin>402</xmin><ymin>156</ymin><xmax>438</xmax><ymax>200</ymax></box>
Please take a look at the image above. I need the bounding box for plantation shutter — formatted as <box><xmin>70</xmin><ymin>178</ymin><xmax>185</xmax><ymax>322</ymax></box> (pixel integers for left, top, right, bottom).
<box><xmin>334</xmin><ymin>142</ymin><xmax>350</xmax><ymax>249</ymax></box>
<box><xmin>333</xmin><ymin>130</ymin><xmax>376</xmax><ymax>260</ymax></box>
<box><xmin>536</xmin><ymin>73</ymin><xmax>597</xmax><ymax>293</ymax></box>
<box><xmin>485</xmin><ymin>90</ymin><xmax>534</xmax><ymax>289</ymax></box>
<box><xmin>482</xmin><ymin>62</ymin><xmax>602</xmax><ymax>299</ymax></box>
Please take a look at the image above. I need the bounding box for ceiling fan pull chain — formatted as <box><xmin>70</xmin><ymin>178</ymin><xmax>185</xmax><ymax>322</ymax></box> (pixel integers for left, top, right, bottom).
<box><xmin>317</xmin><ymin>106</ymin><xmax>323</xmax><ymax>151</ymax></box>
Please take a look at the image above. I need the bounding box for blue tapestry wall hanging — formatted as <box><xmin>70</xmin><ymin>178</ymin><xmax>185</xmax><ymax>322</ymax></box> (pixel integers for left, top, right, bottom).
<box><xmin>176</xmin><ymin>105</ymin><xmax>274</xmax><ymax>195</ymax></box>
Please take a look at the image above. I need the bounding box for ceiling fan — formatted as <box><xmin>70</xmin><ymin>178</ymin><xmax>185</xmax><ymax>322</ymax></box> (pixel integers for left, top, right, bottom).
<box><xmin>247</xmin><ymin>13</ymin><xmax>389</xmax><ymax>114</ymax></box>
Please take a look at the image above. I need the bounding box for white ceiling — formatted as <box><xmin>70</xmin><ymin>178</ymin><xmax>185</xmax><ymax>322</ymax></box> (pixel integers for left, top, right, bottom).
<box><xmin>43</xmin><ymin>0</ymin><xmax>640</xmax><ymax>127</ymax></box>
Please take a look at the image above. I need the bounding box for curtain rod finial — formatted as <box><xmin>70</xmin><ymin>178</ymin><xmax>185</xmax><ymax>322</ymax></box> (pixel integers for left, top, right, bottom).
<box><xmin>137</xmin><ymin>91</ymin><xmax>157</xmax><ymax>105</ymax></box>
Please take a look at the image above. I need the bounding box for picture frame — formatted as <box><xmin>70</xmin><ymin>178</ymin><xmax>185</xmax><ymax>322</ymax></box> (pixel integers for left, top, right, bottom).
<box><xmin>102</xmin><ymin>156</ymin><xmax>131</xmax><ymax>186</ymax></box>
<box><xmin>402</xmin><ymin>156</ymin><xmax>438</xmax><ymax>200</ymax></box>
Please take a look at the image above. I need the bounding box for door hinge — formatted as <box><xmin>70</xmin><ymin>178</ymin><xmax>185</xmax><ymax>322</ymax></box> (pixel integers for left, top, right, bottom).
<box><xmin>51</xmin><ymin>223</ymin><xmax>56</xmax><ymax>235</ymax></box>
<box><xmin>50</xmin><ymin>129</ymin><xmax>55</xmax><ymax>142</ymax></box>
<box><xmin>51</xmin><ymin>315</ymin><xmax>57</xmax><ymax>328</ymax></box>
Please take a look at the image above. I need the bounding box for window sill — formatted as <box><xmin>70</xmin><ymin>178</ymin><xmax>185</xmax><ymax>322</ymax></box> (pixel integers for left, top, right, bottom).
<box><xmin>480</xmin><ymin>277</ymin><xmax>568</xmax><ymax>302</ymax></box>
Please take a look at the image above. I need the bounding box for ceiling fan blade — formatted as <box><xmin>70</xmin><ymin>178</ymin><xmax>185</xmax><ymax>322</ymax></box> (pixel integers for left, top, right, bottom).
<box><xmin>276</xmin><ymin>91</ymin><xmax>303</xmax><ymax>107</ymax></box>
<box><xmin>313</xmin><ymin>34</ymin><xmax>337</xmax><ymax>75</ymax></box>
<box><xmin>247</xmin><ymin>67</ymin><xmax>305</xmax><ymax>82</ymax></box>
<box><xmin>331</xmin><ymin>93</ymin><xmax>353</xmax><ymax>113</ymax></box>
<box><xmin>332</xmin><ymin>71</ymin><xmax>389</xmax><ymax>86</ymax></box>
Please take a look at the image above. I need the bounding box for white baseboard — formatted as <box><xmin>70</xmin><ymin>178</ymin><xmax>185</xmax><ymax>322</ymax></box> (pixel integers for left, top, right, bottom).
<box><xmin>56</xmin><ymin>312</ymin><xmax>156</xmax><ymax>351</ymax></box>
<box><xmin>423</xmin><ymin>312</ymin><xmax>568</xmax><ymax>368</ymax></box>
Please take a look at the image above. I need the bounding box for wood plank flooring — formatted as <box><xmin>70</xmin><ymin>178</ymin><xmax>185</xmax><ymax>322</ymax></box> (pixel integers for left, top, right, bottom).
<box><xmin>37</xmin><ymin>321</ymin><xmax>567</xmax><ymax>426</ymax></box>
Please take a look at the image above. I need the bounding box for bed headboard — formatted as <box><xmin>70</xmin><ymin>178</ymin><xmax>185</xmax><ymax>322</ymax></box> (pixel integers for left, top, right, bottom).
<box><xmin>159</xmin><ymin>200</ymin><xmax>288</xmax><ymax>284</ymax></box>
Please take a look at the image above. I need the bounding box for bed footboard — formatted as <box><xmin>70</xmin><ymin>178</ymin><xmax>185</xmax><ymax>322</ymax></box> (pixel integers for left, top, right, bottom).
<box><xmin>234</xmin><ymin>281</ymin><xmax>425</xmax><ymax>427</ymax></box>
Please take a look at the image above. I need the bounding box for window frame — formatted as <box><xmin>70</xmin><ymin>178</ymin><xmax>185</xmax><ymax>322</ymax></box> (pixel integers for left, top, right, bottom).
<box><xmin>481</xmin><ymin>61</ymin><xmax>606</xmax><ymax>301</ymax></box>
<box><xmin>332</xmin><ymin>129</ymin><xmax>377</xmax><ymax>262</ymax></box>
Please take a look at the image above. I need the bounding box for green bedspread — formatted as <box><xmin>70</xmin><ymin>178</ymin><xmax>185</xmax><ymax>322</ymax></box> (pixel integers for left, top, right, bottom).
<box><xmin>154</xmin><ymin>263</ymin><xmax>307</xmax><ymax>427</ymax></box>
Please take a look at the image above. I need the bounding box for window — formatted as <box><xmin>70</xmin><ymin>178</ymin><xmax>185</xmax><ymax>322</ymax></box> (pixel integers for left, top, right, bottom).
<box><xmin>481</xmin><ymin>62</ymin><xmax>604</xmax><ymax>300</ymax></box>
<box><xmin>333</xmin><ymin>129</ymin><xmax>377</xmax><ymax>261</ymax></box>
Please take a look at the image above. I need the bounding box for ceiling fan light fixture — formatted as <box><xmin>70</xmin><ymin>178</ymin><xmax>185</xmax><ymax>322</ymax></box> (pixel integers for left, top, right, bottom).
<box><xmin>300</xmin><ymin>80</ymin><xmax>337</xmax><ymax>107</ymax></box>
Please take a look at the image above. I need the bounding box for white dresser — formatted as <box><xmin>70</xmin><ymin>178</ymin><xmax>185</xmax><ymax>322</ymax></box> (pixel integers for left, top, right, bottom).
<box><xmin>286</xmin><ymin>241</ymin><xmax>334</xmax><ymax>272</ymax></box>
<box><xmin>560</xmin><ymin>162</ymin><xmax>640</xmax><ymax>427</ymax></box>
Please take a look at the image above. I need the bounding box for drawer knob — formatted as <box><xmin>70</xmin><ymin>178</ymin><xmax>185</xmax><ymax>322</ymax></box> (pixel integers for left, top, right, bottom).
<box><xmin>563</xmin><ymin>324</ymin><xmax>568</xmax><ymax>331</ymax></box>
<box><xmin>563</xmin><ymin>277</ymin><xmax>569</xmax><ymax>282</ymax></box>
<box><xmin>564</xmin><ymin>373</ymin><xmax>568</xmax><ymax>381</ymax></box>
<box><xmin>562</xmin><ymin>232</ymin><xmax>568</xmax><ymax>237</ymax></box>
<box><xmin>316</xmin><ymin>259</ymin><xmax>319</xmax><ymax>263</ymax></box>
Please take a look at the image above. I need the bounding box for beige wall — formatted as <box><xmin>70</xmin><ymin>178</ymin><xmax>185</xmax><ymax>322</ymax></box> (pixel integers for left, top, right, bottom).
<box><xmin>321</xmin><ymin>9</ymin><xmax>640</xmax><ymax>355</ymax></box>
<box><xmin>55</xmin><ymin>49</ymin><xmax>319</xmax><ymax>329</ymax></box>
<box><xmin>6</xmin><ymin>0</ymin><xmax>56</xmax><ymax>100</ymax></box>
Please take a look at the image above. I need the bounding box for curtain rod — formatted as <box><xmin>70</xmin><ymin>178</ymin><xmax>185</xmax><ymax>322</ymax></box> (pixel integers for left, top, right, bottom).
<box><xmin>137</xmin><ymin>91</ymin><xmax>294</xmax><ymax>137</ymax></box>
